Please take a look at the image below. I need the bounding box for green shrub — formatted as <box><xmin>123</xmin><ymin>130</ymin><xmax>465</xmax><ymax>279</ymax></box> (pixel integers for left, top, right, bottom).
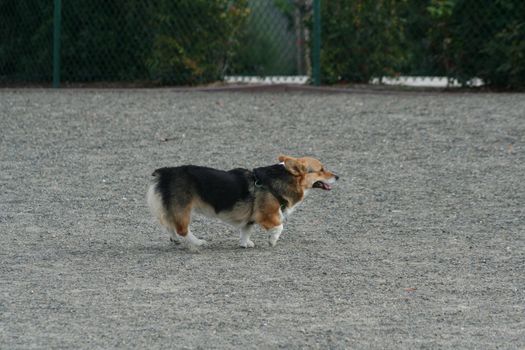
<box><xmin>0</xmin><ymin>0</ymin><xmax>53</xmax><ymax>81</ymax></box>
<box><xmin>2</xmin><ymin>0</ymin><xmax>524</xmax><ymax>88</ymax></box>
<box><xmin>320</xmin><ymin>0</ymin><xmax>409</xmax><ymax>83</ymax></box>
<box><xmin>448</xmin><ymin>0</ymin><xmax>525</xmax><ymax>88</ymax></box>
<box><xmin>147</xmin><ymin>0</ymin><xmax>249</xmax><ymax>84</ymax></box>
<box><xmin>0</xmin><ymin>0</ymin><xmax>249</xmax><ymax>85</ymax></box>
<box><xmin>59</xmin><ymin>0</ymin><xmax>150</xmax><ymax>81</ymax></box>
<box><xmin>480</xmin><ymin>20</ymin><xmax>525</xmax><ymax>88</ymax></box>
<box><xmin>231</xmin><ymin>7</ymin><xmax>295</xmax><ymax>76</ymax></box>
<box><xmin>401</xmin><ymin>0</ymin><xmax>525</xmax><ymax>88</ymax></box>
<box><xmin>319</xmin><ymin>0</ymin><xmax>525</xmax><ymax>88</ymax></box>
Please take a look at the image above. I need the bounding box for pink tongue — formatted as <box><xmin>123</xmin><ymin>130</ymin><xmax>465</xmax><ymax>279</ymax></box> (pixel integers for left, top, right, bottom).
<box><xmin>322</xmin><ymin>183</ymin><xmax>332</xmax><ymax>190</ymax></box>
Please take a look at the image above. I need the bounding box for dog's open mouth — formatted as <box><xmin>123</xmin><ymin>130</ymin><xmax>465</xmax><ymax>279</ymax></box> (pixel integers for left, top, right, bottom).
<box><xmin>313</xmin><ymin>181</ymin><xmax>332</xmax><ymax>191</ymax></box>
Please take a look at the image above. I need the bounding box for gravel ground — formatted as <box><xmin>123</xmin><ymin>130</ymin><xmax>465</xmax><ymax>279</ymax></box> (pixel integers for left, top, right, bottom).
<box><xmin>1</xmin><ymin>89</ymin><xmax>524</xmax><ymax>349</ymax></box>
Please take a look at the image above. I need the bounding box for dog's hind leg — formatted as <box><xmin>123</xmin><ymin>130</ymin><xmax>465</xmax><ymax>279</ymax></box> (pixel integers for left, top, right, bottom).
<box><xmin>239</xmin><ymin>223</ymin><xmax>255</xmax><ymax>248</ymax></box>
<box><xmin>171</xmin><ymin>205</ymin><xmax>207</xmax><ymax>248</ymax></box>
<box><xmin>167</xmin><ymin>228</ymin><xmax>183</xmax><ymax>244</ymax></box>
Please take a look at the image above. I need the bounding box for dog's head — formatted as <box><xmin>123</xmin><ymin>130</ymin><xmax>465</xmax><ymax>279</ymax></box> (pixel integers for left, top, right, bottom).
<box><xmin>278</xmin><ymin>155</ymin><xmax>339</xmax><ymax>191</ymax></box>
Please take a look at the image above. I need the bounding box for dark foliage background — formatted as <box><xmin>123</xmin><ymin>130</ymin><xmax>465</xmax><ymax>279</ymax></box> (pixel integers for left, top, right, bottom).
<box><xmin>321</xmin><ymin>0</ymin><xmax>525</xmax><ymax>88</ymax></box>
<box><xmin>1</xmin><ymin>0</ymin><xmax>523</xmax><ymax>88</ymax></box>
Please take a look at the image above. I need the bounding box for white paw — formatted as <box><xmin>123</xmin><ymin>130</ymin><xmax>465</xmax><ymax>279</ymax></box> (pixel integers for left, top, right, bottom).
<box><xmin>185</xmin><ymin>232</ymin><xmax>207</xmax><ymax>247</ymax></box>
<box><xmin>267</xmin><ymin>224</ymin><xmax>283</xmax><ymax>247</ymax></box>
<box><xmin>240</xmin><ymin>239</ymin><xmax>255</xmax><ymax>248</ymax></box>
<box><xmin>194</xmin><ymin>238</ymin><xmax>207</xmax><ymax>247</ymax></box>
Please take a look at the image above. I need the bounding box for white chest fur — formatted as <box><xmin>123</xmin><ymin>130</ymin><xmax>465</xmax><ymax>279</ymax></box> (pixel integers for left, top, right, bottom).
<box><xmin>280</xmin><ymin>189</ymin><xmax>309</xmax><ymax>219</ymax></box>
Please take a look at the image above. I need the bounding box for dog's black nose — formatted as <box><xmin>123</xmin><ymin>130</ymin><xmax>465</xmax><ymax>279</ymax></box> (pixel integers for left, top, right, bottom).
<box><xmin>335</xmin><ymin>175</ymin><xmax>340</xmax><ymax>180</ymax></box>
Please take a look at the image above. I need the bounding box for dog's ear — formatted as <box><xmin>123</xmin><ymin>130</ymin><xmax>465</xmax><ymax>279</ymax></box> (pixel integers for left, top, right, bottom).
<box><xmin>278</xmin><ymin>155</ymin><xmax>290</xmax><ymax>163</ymax></box>
<box><xmin>279</xmin><ymin>155</ymin><xmax>306</xmax><ymax>176</ymax></box>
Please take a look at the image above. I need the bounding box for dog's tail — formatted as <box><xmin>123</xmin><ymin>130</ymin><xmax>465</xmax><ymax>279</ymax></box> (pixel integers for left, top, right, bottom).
<box><xmin>151</xmin><ymin>168</ymin><xmax>161</xmax><ymax>178</ymax></box>
<box><xmin>147</xmin><ymin>172</ymin><xmax>173</xmax><ymax>230</ymax></box>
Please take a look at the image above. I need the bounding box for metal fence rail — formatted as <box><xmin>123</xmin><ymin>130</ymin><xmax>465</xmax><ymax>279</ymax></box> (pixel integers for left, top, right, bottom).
<box><xmin>1</xmin><ymin>0</ymin><xmax>524</xmax><ymax>88</ymax></box>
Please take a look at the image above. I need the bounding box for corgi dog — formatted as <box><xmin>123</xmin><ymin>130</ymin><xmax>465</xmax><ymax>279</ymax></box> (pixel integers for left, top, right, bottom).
<box><xmin>147</xmin><ymin>155</ymin><xmax>338</xmax><ymax>248</ymax></box>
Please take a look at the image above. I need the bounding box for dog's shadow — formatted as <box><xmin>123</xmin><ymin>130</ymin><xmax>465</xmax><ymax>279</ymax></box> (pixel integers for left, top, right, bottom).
<box><xmin>133</xmin><ymin>238</ymin><xmax>275</xmax><ymax>255</ymax></box>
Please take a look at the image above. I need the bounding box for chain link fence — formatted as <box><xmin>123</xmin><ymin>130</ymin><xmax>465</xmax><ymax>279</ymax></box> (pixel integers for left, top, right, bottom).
<box><xmin>1</xmin><ymin>0</ymin><xmax>524</xmax><ymax>88</ymax></box>
<box><xmin>1</xmin><ymin>0</ymin><xmax>313</xmax><ymax>86</ymax></box>
<box><xmin>320</xmin><ymin>0</ymin><xmax>525</xmax><ymax>89</ymax></box>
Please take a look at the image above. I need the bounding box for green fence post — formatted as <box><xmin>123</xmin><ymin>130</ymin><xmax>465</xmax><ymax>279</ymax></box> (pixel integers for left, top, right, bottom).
<box><xmin>52</xmin><ymin>0</ymin><xmax>62</xmax><ymax>88</ymax></box>
<box><xmin>312</xmin><ymin>0</ymin><xmax>321</xmax><ymax>86</ymax></box>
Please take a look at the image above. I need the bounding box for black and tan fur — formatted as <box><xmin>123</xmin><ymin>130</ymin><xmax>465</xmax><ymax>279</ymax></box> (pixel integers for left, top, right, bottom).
<box><xmin>147</xmin><ymin>155</ymin><xmax>338</xmax><ymax>248</ymax></box>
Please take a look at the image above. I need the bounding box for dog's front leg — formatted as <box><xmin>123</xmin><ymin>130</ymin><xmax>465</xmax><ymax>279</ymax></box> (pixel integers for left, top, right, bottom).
<box><xmin>256</xmin><ymin>208</ymin><xmax>284</xmax><ymax>247</ymax></box>
<box><xmin>239</xmin><ymin>224</ymin><xmax>255</xmax><ymax>248</ymax></box>
<box><xmin>267</xmin><ymin>224</ymin><xmax>284</xmax><ymax>247</ymax></box>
